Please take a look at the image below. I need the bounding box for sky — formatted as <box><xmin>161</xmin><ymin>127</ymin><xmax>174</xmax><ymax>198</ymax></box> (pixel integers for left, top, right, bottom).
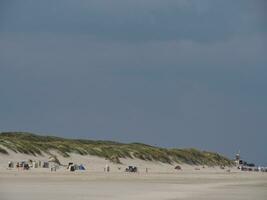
<box><xmin>0</xmin><ymin>0</ymin><xmax>266</xmax><ymax>165</ymax></box>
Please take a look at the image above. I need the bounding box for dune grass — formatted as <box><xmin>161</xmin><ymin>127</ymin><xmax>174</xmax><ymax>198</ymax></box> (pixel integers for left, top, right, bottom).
<box><xmin>0</xmin><ymin>145</ymin><xmax>8</xmax><ymax>154</ymax></box>
<box><xmin>0</xmin><ymin>132</ymin><xmax>234</xmax><ymax>166</ymax></box>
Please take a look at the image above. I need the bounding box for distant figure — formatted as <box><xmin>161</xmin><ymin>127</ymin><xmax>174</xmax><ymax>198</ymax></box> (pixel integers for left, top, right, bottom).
<box><xmin>146</xmin><ymin>168</ymin><xmax>148</xmax><ymax>173</ymax></box>
<box><xmin>105</xmin><ymin>164</ymin><xmax>110</xmax><ymax>172</ymax></box>
<box><xmin>51</xmin><ymin>166</ymin><xmax>57</xmax><ymax>172</ymax></box>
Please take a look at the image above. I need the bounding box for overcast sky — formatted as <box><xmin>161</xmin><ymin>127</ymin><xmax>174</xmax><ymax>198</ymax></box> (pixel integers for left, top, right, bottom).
<box><xmin>0</xmin><ymin>0</ymin><xmax>266</xmax><ymax>165</ymax></box>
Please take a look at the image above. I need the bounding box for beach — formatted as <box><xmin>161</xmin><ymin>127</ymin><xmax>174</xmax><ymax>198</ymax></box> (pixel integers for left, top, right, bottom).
<box><xmin>1</xmin><ymin>169</ymin><xmax>266</xmax><ymax>200</ymax></box>
<box><xmin>0</xmin><ymin>152</ymin><xmax>267</xmax><ymax>200</ymax></box>
<box><xmin>1</xmin><ymin>1</ymin><xmax>267</xmax><ymax>199</ymax></box>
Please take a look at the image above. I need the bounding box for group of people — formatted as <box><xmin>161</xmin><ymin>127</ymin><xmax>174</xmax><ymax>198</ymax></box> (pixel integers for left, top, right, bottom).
<box><xmin>104</xmin><ymin>164</ymin><xmax>110</xmax><ymax>172</ymax></box>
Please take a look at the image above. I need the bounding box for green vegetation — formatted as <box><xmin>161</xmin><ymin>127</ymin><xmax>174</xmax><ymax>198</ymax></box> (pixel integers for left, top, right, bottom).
<box><xmin>0</xmin><ymin>132</ymin><xmax>233</xmax><ymax>166</ymax></box>
<box><xmin>0</xmin><ymin>145</ymin><xmax>8</xmax><ymax>154</ymax></box>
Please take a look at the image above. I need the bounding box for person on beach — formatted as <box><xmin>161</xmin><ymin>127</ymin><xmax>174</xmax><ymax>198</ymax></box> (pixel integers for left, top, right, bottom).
<box><xmin>105</xmin><ymin>164</ymin><xmax>110</xmax><ymax>172</ymax></box>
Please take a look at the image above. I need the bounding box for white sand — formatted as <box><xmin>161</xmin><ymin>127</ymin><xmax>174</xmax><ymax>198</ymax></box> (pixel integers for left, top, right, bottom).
<box><xmin>0</xmin><ymin>150</ymin><xmax>267</xmax><ymax>200</ymax></box>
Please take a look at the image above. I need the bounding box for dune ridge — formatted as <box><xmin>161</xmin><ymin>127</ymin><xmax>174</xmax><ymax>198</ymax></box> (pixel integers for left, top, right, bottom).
<box><xmin>0</xmin><ymin>132</ymin><xmax>233</xmax><ymax>166</ymax></box>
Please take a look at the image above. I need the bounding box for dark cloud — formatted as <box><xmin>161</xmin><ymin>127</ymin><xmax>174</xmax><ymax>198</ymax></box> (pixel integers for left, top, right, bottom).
<box><xmin>0</xmin><ymin>0</ymin><xmax>266</xmax><ymax>42</ymax></box>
